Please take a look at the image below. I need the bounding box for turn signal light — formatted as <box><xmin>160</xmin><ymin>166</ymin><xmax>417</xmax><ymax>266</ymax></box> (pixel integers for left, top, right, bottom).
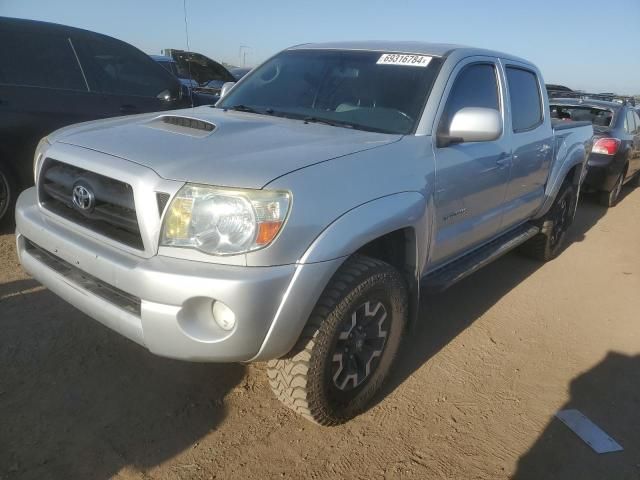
<box><xmin>256</xmin><ymin>221</ymin><xmax>283</xmax><ymax>245</ymax></box>
<box><xmin>593</xmin><ymin>138</ymin><xmax>621</xmax><ymax>155</ymax></box>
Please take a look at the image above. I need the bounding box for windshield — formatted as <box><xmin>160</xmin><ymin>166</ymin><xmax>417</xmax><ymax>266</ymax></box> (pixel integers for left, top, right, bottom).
<box><xmin>550</xmin><ymin>104</ymin><xmax>615</xmax><ymax>128</ymax></box>
<box><xmin>218</xmin><ymin>49</ymin><xmax>442</xmax><ymax>134</ymax></box>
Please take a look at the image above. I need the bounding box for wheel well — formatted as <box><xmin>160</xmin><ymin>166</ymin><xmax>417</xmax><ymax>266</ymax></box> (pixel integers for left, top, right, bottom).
<box><xmin>355</xmin><ymin>228</ymin><xmax>419</xmax><ymax>326</ymax></box>
<box><xmin>567</xmin><ymin>164</ymin><xmax>582</xmax><ymax>186</ymax></box>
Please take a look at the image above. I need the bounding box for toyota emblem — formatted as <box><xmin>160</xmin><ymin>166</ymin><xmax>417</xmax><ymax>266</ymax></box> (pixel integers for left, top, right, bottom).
<box><xmin>72</xmin><ymin>183</ymin><xmax>95</xmax><ymax>212</ymax></box>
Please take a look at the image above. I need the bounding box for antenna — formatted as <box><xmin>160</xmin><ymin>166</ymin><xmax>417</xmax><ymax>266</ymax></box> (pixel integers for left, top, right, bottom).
<box><xmin>182</xmin><ymin>0</ymin><xmax>195</xmax><ymax>107</ymax></box>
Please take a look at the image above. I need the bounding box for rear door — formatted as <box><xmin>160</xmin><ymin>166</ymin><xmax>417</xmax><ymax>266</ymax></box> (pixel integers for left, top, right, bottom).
<box><xmin>73</xmin><ymin>32</ymin><xmax>184</xmax><ymax>116</ymax></box>
<box><xmin>500</xmin><ymin>63</ymin><xmax>553</xmax><ymax>230</ymax></box>
<box><xmin>430</xmin><ymin>58</ymin><xmax>511</xmax><ymax>267</ymax></box>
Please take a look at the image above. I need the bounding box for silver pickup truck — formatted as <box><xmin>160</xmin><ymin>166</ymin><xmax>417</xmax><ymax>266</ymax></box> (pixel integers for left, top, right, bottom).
<box><xmin>16</xmin><ymin>41</ymin><xmax>593</xmax><ymax>425</ymax></box>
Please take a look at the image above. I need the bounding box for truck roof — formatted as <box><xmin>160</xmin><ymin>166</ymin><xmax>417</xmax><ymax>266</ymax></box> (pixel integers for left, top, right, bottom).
<box><xmin>288</xmin><ymin>41</ymin><xmax>530</xmax><ymax>64</ymax></box>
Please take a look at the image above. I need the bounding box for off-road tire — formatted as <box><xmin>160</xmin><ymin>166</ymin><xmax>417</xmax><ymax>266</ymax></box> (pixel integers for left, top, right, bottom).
<box><xmin>599</xmin><ymin>171</ymin><xmax>624</xmax><ymax>208</ymax></box>
<box><xmin>519</xmin><ymin>180</ymin><xmax>577</xmax><ymax>262</ymax></box>
<box><xmin>267</xmin><ymin>254</ymin><xmax>408</xmax><ymax>426</ymax></box>
<box><xmin>0</xmin><ymin>162</ymin><xmax>17</xmax><ymax>227</ymax></box>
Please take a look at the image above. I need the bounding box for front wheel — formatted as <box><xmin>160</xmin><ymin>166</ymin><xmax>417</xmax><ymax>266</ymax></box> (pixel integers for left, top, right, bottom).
<box><xmin>267</xmin><ymin>255</ymin><xmax>408</xmax><ymax>425</ymax></box>
<box><xmin>519</xmin><ymin>181</ymin><xmax>577</xmax><ymax>262</ymax></box>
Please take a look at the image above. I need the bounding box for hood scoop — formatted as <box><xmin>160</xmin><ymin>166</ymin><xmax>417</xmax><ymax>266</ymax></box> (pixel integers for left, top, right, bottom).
<box><xmin>145</xmin><ymin>115</ymin><xmax>216</xmax><ymax>137</ymax></box>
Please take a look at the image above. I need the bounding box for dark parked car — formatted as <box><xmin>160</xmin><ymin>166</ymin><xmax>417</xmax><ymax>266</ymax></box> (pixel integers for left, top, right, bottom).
<box><xmin>163</xmin><ymin>49</ymin><xmax>235</xmax><ymax>95</ymax></box>
<box><xmin>150</xmin><ymin>54</ymin><xmax>219</xmax><ymax>106</ymax></box>
<box><xmin>0</xmin><ymin>17</ymin><xmax>189</xmax><ymax>225</ymax></box>
<box><xmin>551</xmin><ymin>98</ymin><xmax>640</xmax><ymax>206</ymax></box>
<box><xmin>229</xmin><ymin>67</ymin><xmax>252</xmax><ymax>81</ymax></box>
<box><xmin>546</xmin><ymin>84</ymin><xmax>573</xmax><ymax>98</ymax></box>
<box><xmin>150</xmin><ymin>54</ymin><xmax>197</xmax><ymax>88</ymax></box>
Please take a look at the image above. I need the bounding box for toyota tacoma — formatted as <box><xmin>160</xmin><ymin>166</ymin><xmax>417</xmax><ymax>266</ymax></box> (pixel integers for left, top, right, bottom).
<box><xmin>16</xmin><ymin>42</ymin><xmax>593</xmax><ymax>425</ymax></box>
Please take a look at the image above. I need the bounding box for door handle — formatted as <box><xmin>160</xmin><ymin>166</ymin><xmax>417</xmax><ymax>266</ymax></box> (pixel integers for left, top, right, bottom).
<box><xmin>496</xmin><ymin>154</ymin><xmax>511</xmax><ymax>167</ymax></box>
<box><xmin>120</xmin><ymin>104</ymin><xmax>138</xmax><ymax>114</ymax></box>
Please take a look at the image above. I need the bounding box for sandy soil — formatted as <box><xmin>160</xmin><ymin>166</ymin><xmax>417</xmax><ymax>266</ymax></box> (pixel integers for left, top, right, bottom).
<box><xmin>1</xmin><ymin>187</ymin><xmax>639</xmax><ymax>480</ymax></box>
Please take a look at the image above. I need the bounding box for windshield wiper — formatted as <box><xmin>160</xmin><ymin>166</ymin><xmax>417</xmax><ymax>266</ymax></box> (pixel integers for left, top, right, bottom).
<box><xmin>223</xmin><ymin>104</ymin><xmax>261</xmax><ymax>114</ymax></box>
<box><xmin>303</xmin><ymin>116</ymin><xmax>354</xmax><ymax>129</ymax></box>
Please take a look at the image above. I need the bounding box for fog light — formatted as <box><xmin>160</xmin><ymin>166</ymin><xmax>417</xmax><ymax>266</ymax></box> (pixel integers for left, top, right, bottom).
<box><xmin>212</xmin><ymin>301</ymin><xmax>236</xmax><ymax>331</ymax></box>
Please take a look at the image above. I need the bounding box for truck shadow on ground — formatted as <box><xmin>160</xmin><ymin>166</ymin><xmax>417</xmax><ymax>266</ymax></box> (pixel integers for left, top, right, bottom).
<box><xmin>0</xmin><ymin>285</ymin><xmax>245</xmax><ymax>480</ymax></box>
<box><xmin>513</xmin><ymin>352</ymin><xmax>640</xmax><ymax>479</ymax></box>
<box><xmin>377</xmin><ymin>191</ymin><xmax>619</xmax><ymax>407</ymax></box>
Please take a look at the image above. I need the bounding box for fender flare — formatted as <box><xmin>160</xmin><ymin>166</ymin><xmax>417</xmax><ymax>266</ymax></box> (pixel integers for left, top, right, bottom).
<box><xmin>299</xmin><ymin>191</ymin><xmax>429</xmax><ymax>331</ymax></box>
<box><xmin>299</xmin><ymin>191</ymin><xmax>427</xmax><ymax>265</ymax></box>
<box><xmin>251</xmin><ymin>192</ymin><xmax>429</xmax><ymax>361</ymax></box>
<box><xmin>535</xmin><ymin>141</ymin><xmax>587</xmax><ymax>219</ymax></box>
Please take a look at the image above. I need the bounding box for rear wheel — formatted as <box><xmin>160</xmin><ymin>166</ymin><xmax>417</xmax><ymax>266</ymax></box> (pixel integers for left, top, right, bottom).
<box><xmin>267</xmin><ymin>255</ymin><xmax>408</xmax><ymax>425</ymax></box>
<box><xmin>599</xmin><ymin>171</ymin><xmax>624</xmax><ymax>207</ymax></box>
<box><xmin>0</xmin><ymin>162</ymin><xmax>17</xmax><ymax>227</ymax></box>
<box><xmin>519</xmin><ymin>180</ymin><xmax>577</xmax><ymax>262</ymax></box>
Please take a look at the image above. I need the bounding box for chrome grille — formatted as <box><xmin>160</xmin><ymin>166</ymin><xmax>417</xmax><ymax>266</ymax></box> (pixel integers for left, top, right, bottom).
<box><xmin>38</xmin><ymin>158</ymin><xmax>143</xmax><ymax>249</ymax></box>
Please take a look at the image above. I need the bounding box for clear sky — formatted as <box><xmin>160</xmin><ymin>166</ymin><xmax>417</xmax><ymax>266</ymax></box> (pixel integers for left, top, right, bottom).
<box><xmin>2</xmin><ymin>0</ymin><xmax>639</xmax><ymax>94</ymax></box>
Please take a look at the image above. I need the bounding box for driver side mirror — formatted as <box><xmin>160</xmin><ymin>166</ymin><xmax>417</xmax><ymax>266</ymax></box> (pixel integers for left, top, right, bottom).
<box><xmin>437</xmin><ymin>107</ymin><xmax>502</xmax><ymax>147</ymax></box>
<box><xmin>220</xmin><ymin>82</ymin><xmax>236</xmax><ymax>98</ymax></box>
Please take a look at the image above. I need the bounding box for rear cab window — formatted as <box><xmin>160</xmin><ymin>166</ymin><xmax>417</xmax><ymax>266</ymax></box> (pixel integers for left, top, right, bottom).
<box><xmin>505</xmin><ymin>67</ymin><xmax>543</xmax><ymax>132</ymax></box>
<box><xmin>0</xmin><ymin>29</ymin><xmax>87</xmax><ymax>91</ymax></box>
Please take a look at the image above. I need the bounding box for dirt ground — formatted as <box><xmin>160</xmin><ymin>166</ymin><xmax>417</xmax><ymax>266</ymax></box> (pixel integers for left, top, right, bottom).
<box><xmin>1</xmin><ymin>186</ymin><xmax>639</xmax><ymax>480</ymax></box>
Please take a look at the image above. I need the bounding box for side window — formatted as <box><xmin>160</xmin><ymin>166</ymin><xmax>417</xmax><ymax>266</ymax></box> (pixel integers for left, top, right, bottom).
<box><xmin>506</xmin><ymin>67</ymin><xmax>543</xmax><ymax>132</ymax></box>
<box><xmin>625</xmin><ymin>110</ymin><xmax>636</xmax><ymax>134</ymax></box>
<box><xmin>78</xmin><ymin>34</ymin><xmax>175</xmax><ymax>97</ymax></box>
<box><xmin>634</xmin><ymin>112</ymin><xmax>640</xmax><ymax>134</ymax></box>
<box><xmin>440</xmin><ymin>63</ymin><xmax>500</xmax><ymax>133</ymax></box>
<box><xmin>0</xmin><ymin>30</ymin><xmax>86</xmax><ymax>91</ymax></box>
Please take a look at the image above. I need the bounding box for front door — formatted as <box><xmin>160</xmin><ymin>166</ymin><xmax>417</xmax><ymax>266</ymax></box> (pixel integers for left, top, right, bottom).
<box><xmin>430</xmin><ymin>59</ymin><xmax>511</xmax><ymax>268</ymax></box>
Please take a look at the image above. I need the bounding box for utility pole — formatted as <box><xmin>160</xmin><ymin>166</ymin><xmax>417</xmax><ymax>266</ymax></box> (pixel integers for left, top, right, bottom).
<box><xmin>239</xmin><ymin>45</ymin><xmax>251</xmax><ymax>67</ymax></box>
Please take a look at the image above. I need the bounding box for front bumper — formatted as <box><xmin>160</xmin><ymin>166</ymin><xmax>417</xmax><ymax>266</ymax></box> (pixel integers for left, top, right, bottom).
<box><xmin>16</xmin><ymin>188</ymin><xmax>343</xmax><ymax>362</ymax></box>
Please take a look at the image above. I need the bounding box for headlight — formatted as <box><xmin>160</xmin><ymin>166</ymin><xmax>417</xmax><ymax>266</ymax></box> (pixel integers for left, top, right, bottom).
<box><xmin>33</xmin><ymin>136</ymin><xmax>50</xmax><ymax>183</ymax></box>
<box><xmin>161</xmin><ymin>184</ymin><xmax>291</xmax><ymax>255</ymax></box>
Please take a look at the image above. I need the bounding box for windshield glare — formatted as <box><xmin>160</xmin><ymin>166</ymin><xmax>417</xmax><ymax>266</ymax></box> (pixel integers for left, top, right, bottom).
<box><xmin>218</xmin><ymin>50</ymin><xmax>442</xmax><ymax>134</ymax></box>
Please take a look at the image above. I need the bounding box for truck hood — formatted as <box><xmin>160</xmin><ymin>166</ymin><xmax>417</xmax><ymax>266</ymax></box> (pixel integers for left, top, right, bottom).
<box><xmin>55</xmin><ymin>107</ymin><xmax>401</xmax><ymax>189</ymax></box>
